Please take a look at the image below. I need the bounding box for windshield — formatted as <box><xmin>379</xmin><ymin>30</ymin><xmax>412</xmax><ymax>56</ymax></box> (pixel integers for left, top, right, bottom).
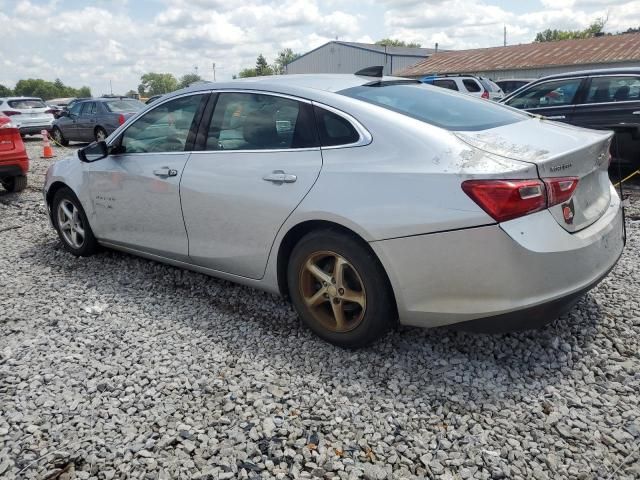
<box><xmin>339</xmin><ymin>83</ymin><xmax>526</xmax><ymax>131</ymax></box>
<box><xmin>105</xmin><ymin>99</ymin><xmax>145</xmax><ymax>113</ymax></box>
<box><xmin>8</xmin><ymin>99</ymin><xmax>47</xmax><ymax>109</ymax></box>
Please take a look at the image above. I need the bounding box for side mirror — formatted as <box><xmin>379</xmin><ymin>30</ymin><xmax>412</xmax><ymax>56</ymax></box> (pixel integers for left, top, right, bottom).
<box><xmin>79</xmin><ymin>141</ymin><xmax>108</xmax><ymax>162</ymax></box>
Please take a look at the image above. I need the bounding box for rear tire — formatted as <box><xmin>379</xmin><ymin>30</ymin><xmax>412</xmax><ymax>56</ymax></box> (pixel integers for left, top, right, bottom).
<box><xmin>1</xmin><ymin>175</ymin><xmax>28</xmax><ymax>192</ymax></box>
<box><xmin>52</xmin><ymin>127</ymin><xmax>69</xmax><ymax>146</ymax></box>
<box><xmin>51</xmin><ymin>187</ymin><xmax>98</xmax><ymax>257</ymax></box>
<box><xmin>95</xmin><ymin>127</ymin><xmax>107</xmax><ymax>142</ymax></box>
<box><xmin>288</xmin><ymin>229</ymin><xmax>395</xmax><ymax>348</ymax></box>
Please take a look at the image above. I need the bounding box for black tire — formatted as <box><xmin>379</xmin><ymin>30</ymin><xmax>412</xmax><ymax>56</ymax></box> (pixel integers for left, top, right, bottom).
<box><xmin>1</xmin><ymin>175</ymin><xmax>28</xmax><ymax>192</ymax></box>
<box><xmin>52</xmin><ymin>127</ymin><xmax>69</xmax><ymax>146</ymax></box>
<box><xmin>94</xmin><ymin>127</ymin><xmax>107</xmax><ymax>142</ymax></box>
<box><xmin>51</xmin><ymin>187</ymin><xmax>98</xmax><ymax>257</ymax></box>
<box><xmin>288</xmin><ymin>229</ymin><xmax>396</xmax><ymax>348</ymax></box>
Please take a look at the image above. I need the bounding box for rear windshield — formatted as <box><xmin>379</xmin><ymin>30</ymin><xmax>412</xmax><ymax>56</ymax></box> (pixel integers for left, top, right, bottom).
<box><xmin>479</xmin><ymin>78</ymin><xmax>500</xmax><ymax>92</ymax></box>
<box><xmin>104</xmin><ymin>99</ymin><xmax>144</xmax><ymax>113</ymax></box>
<box><xmin>8</xmin><ymin>99</ymin><xmax>47</xmax><ymax>109</ymax></box>
<box><xmin>339</xmin><ymin>83</ymin><xmax>526</xmax><ymax>131</ymax></box>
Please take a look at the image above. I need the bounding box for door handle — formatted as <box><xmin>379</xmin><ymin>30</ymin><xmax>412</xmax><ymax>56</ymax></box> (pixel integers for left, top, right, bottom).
<box><xmin>153</xmin><ymin>167</ymin><xmax>178</xmax><ymax>177</ymax></box>
<box><xmin>633</xmin><ymin>111</ymin><xmax>640</xmax><ymax>115</ymax></box>
<box><xmin>263</xmin><ymin>170</ymin><xmax>297</xmax><ymax>184</ymax></box>
<box><xmin>546</xmin><ymin>115</ymin><xmax>566</xmax><ymax>120</ymax></box>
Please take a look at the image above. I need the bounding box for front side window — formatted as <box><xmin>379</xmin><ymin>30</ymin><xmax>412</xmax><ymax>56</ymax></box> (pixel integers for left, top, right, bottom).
<box><xmin>340</xmin><ymin>83</ymin><xmax>526</xmax><ymax>131</ymax></box>
<box><xmin>433</xmin><ymin>79</ymin><xmax>458</xmax><ymax>91</ymax></box>
<box><xmin>205</xmin><ymin>92</ymin><xmax>316</xmax><ymax>151</ymax></box>
<box><xmin>505</xmin><ymin>78</ymin><xmax>582</xmax><ymax>109</ymax></box>
<box><xmin>463</xmin><ymin>79</ymin><xmax>481</xmax><ymax>93</ymax></box>
<box><xmin>68</xmin><ymin>102</ymin><xmax>83</xmax><ymax>116</ymax></box>
<box><xmin>121</xmin><ymin>94</ymin><xmax>204</xmax><ymax>154</ymax></box>
<box><xmin>585</xmin><ymin>76</ymin><xmax>640</xmax><ymax>103</ymax></box>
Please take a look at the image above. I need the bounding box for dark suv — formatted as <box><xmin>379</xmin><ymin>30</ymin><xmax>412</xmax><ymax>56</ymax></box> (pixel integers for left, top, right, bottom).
<box><xmin>51</xmin><ymin>97</ymin><xmax>145</xmax><ymax>144</ymax></box>
<box><xmin>501</xmin><ymin>68</ymin><xmax>640</xmax><ymax>166</ymax></box>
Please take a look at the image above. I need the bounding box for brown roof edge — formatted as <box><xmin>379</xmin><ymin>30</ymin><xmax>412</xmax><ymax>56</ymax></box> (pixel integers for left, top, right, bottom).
<box><xmin>398</xmin><ymin>33</ymin><xmax>640</xmax><ymax>77</ymax></box>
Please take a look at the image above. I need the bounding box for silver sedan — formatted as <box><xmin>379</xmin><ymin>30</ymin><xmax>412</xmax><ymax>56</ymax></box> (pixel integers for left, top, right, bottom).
<box><xmin>43</xmin><ymin>74</ymin><xmax>624</xmax><ymax>347</ymax></box>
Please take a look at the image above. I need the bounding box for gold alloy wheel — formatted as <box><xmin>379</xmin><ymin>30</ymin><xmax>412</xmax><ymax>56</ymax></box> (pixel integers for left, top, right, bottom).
<box><xmin>299</xmin><ymin>251</ymin><xmax>366</xmax><ymax>333</ymax></box>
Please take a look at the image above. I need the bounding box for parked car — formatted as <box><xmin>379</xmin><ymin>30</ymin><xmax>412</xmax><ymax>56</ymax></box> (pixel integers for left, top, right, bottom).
<box><xmin>47</xmin><ymin>97</ymin><xmax>79</xmax><ymax>118</ymax></box>
<box><xmin>501</xmin><ymin>68</ymin><xmax>640</xmax><ymax>167</ymax></box>
<box><xmin>495</xmin><ymin>79</ymin><xmax>535</xmax><ymax>95</ymax></box>
<box><xmin>0</xmin><ymin>114</ymin><xmax>29</xmax><ymax>192</ymax></box>
<box><xmin>51</xmin><ymin>97</ymin><xmax>145</xmax><ymax>145</ymax></box>
<box><xmin>0</xmin><ymin>97</ymin><xmax>55</xmax><ymax>135</ymax></box>
<box><xmin>423</xmin><ymin>74</ymin><xmax>505</xmax><ymax>100</ymax></box>
<box><xmin>43</xmin><ymin>74</ymin><xmax>623</xmax><ymax>347</ymax></box>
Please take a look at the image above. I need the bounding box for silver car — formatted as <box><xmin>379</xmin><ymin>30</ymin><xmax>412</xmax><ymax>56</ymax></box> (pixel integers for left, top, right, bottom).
<box><xmin>0</xmin><ymin>96</ymin><xmax>54</xmax><ymax>135</ymax></box>
<box><xmin>43</xmin><ymin>75</ymin><xmax>624</xmax><ymax>347</ymax></box>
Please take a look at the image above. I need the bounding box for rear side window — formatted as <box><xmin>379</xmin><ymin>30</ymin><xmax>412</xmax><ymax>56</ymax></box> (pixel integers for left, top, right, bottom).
<box><xmin>205</xmin><ymin>92</ymin><xmax>317</xmax><ymax>151</ymax></box>
<box><xmin>433</xmin><ymin>79</ymin><xmax>458</xmax><ymax>91</ymax></box>
<box><xmin>8</xmin><ymin>99</ymin><xmax>46</xmax><ymax>109</ymax></box>
<box><xmin>340</xmin><ymin>83</ymin><xmax>526</xmax><ymax>131</ymax></box>
<box><xmin>314</xmin><ymin>107</ymin><xmax>360</xmax><ymax>147</ymax></box>
<box><xmin>585</xmin><ymin>76</ymin><xmax>640</xmax><ymax>103</ymax></box>
<box><xmin>105</xmin><ymin>99</ymin><xmax>145</xmax><ymax>113</ymax></box>
<box><xmin>463</xmin><ymin>79</ymin><xmax>481</xmax><ymax>93</ymax></box>
<box><xmin>81</xmin><ymin>102</ymin><xmax>96</xmax><ymax>115</ymax></box>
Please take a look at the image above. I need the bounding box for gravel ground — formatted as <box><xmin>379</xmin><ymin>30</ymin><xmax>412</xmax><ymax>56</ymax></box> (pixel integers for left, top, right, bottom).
<box><xmin>1</xmin><ymin>138</ymin><xmax>639</xmax><ymax>479</ymax></box>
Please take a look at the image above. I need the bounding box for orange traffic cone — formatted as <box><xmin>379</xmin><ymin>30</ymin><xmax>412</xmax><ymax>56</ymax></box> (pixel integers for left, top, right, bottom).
<box><xmin>41</xmin><ymin>130</ymin><xmax>54</xmax><ymax>159</ymax></box>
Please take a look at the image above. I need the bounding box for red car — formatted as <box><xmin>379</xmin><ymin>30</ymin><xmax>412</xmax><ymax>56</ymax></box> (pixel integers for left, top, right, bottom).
<box><xmin>0</xmin><ymin>114</ymin><xmax>28</xmax><ymax>192</ymax></box>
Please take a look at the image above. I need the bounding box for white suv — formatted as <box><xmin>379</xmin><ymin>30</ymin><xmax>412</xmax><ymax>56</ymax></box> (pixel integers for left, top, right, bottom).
<box><xmin>0</xmin><ymin>97</ymin><xmax>55</xmax><ymax>136</ymax></box>
<box><xmin>430</xmin><ymin>75</ymin><xmax>505</xmax><ymax>101</ymax></box>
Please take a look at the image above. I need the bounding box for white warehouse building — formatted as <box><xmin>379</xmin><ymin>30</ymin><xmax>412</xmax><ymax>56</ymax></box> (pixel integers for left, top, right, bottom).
<box><xmin>285</xmin><ymin>41</ymin><xmax>438</xmax><ymax>76</ymax></box>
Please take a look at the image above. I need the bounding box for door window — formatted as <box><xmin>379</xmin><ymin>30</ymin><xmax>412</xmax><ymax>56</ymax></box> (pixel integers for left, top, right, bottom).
<box><xmin>81</xmin><ymin>102</ymin><xmax>96</xmax><ymax>115</ymax></box>
<box><xmin>205</xmin><ymin>92</ymin><xmax>317</xmax><ymax>150</ymax></box>
<box><xmin>433</xmin><ymin>79</ymin><xmax>459</xmax><ymax>91</ymax></box>
<box><xmin>314</xmin><ymin>107</ymin><xmax>360</xmax><ymax>146</ymax></box>
<box><xmin>68</xmin><ymin>102</ymin><xmax>83</xmax><ymax>116</ymax></box>
<box><xmin>120</xmin><ymin>94</ymin><xmax>204</xmax><ymax>153</ymax></box>
<box><xmin>584</xmin><ymin>76</ymin><xmax>640</xmax><ymax>103</ymax></box>
<box><xmin>462</xmin><ymin>79</ymin><xmax>481</xmax><ymax>93</ymax></box>
<box><xmin>505</xmin><ymin>78</ymin><xmax>582</xmax><ymax>109</ymax></box>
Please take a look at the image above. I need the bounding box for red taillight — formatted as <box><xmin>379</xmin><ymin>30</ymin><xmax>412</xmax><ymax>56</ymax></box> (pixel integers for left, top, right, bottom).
<box><xmin>0</xmin><ymin>116</ymin><xmax>12</xmax><ymax>128</ymax></box>
<box><xmin>462</xmin><ymin>179</ymin><xmax>546</xmax><ymax>222</ymax></box>
<box><xmin>118</xmin><ymin>114</ymin><xmax>125</xmax><ymax>125</ymax></box>
<box><xmin>2</xmin><ymin>110</ymin><xmax>20</xmax><ymax>116</ymax></box>
<box><xmin>481</xmin><ymin>90</ymin><xmax>489</xmax><ymax>99</ymax></box>
<box><xmin>544</xmin><ymin>177</ymin><xmax>579</xmax><ymax>206</ymax></box>
<box><xmin>463</xmin><ymin>177</ymin><xmax>580</xmax><ymax>222</ymax></box>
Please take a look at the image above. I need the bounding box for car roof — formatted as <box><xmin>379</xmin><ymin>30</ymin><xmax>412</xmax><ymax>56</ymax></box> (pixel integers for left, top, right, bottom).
<box><xmin>0</xmin><ymin>96</ymin><xmax>44</xmax><ymax>101</ymax></box>
<box><xmin>171</xmin><ymin>74</ymin><xmax>414</xmax><ymax>101</ymax></box>
<box><xmin>533</xmin><ymin>67</ymin><xmax>640</xmax><ymax>82</ymax></box>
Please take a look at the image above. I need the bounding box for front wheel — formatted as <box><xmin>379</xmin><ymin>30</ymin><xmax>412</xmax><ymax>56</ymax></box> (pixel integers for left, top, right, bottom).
<box><xmin>52</xmin><ymin>187</ymin><xmax>98</xmax><ymax>256</ymax></box>
<box><xmin>52</xmin><ymin>127</ymin><xmax>69</xmax><ymax>146</ymax></box>
<box><xmin>288</xmin><ymin>229</ymin><xmax>396</xmax><ymax>348</ymax></box>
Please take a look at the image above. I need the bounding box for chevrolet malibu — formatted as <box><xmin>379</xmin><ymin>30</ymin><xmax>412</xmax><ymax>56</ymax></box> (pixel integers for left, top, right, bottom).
<box><xmin>43</xmin><ymin>74</ymin><xmax>624</xmax><ymax>347</ymax></box>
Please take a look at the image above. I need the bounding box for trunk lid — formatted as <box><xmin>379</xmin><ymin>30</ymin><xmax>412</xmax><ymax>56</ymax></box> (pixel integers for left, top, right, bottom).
<box><xmin>455</xmin><ymin>117</ymin><xmax>613</xmax><ymax>232</ymax></box>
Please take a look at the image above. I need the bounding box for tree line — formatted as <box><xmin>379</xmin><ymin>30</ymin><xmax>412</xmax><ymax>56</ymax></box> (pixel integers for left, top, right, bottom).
<box><xmin>0</xmin><ymin>78</ymin><xmax>91</xmax><ymax>100</ymax></box>
<box><xmin>534</xmin><ymin>17</ymin><xmax>640</xmax><ymax>42</ymax></box>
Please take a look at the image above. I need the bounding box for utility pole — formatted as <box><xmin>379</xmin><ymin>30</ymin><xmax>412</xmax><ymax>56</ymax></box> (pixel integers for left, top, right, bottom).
<box><xmin>504</xmin><ymin>24</ymin><xmax>507</xmax><ymax>46</ymax></box>
<box><xmin>109</xmin><ymin>79</ymin><xmax>113</xmax><ymax>95</ymax></box>
<box><xmin>194</xmin><ymin>65</ymin><xmax>199</xmax><ymax>75</ymax></box>
<box><xmin>212</xmin><ymin>62</ymin><xmax>216</xmax><ymax>82</ymax></box>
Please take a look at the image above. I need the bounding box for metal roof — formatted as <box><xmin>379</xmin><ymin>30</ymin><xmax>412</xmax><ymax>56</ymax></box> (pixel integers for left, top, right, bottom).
<box><xmin>287</xmin><ymin>41</ymin><xmax>438</xmax><ymax>68</ymax></box>
<box><xmin>399</xmin><ymin>33</ymin><xmax>640</xmax><ymax>77</ymax></box>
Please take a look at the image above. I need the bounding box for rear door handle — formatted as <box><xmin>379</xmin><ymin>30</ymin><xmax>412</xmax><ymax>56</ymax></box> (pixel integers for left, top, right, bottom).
<box><xmin>546</xmin><ymin>115</ymin><xmax>566</xmax><ymax>120</ymax></box>
<box><xmin>153</xmin><ymin>167</ymin><xmax>178</xmax><ymax>177</ymax></box>
<box><xmin>263</xmin><ymin>170</ymin><xmax>297</xmax><ymax>184</ymax></box>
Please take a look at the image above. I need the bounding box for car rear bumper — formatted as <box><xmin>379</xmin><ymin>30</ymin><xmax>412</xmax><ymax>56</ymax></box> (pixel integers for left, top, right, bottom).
<box><xmin>19</xmin><ymin>125</ymin><xmax>53</xmax><ymax>134</ymax></box>
<box><xmin>371</xmin><ymin>185</ymin><xmax>624</xmax><ymax>329</ymax></box>
<box><xmin>0</xmin><ymin>164</ymin><xmax>27</xmax><ymax>178</ymax></box>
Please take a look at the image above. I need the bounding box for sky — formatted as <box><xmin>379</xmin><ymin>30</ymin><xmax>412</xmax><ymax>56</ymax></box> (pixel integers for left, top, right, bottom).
<box><xmin>1</xmin><ymin>0</ymin><xmax>639</xmax><ymax>95</ymax></box>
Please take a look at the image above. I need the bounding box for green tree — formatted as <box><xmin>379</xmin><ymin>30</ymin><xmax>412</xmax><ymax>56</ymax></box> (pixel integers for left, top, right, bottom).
<box><xmin>137</xmin><ymin>72</ymin><xmax>179</xmax><ymax>96</ymax></box>
<box><xmin>178</xmin><ymin>73</ymin><xmax>203</xmax><ymax>89</ymax></box>
<box><xmin>11</xmin><ymin>78</ymin><xmax>90</xmax><ymax>100</ymax></box>
<box><xmin>238</xmin><ymin>68</ymin><xmax>257</xmax><ymax>78</ymax></box>
<box><xmin>255</xmin><ymin>54</ymin><xmax>273</xmax><ymax>76</ymax></box>
<box><xmin>534</xmin><ymin>18</ymin><xmax>607</xmax><ymax>42</ymax></box>
<box><xmin>273</xmin><ymin>48</ymin><xmax>301</xmax><ymax>74</ymax></box>
<box><xmin>0</xmin><ymin>84</ymin><xmax>12</xmax><ymax>96</ymax></box>
<box><xmin>375</xmin><ymin>38</ymin><xmax>422</xmax><ymax>48</ymax></box>
<box><xmin>77</xmin><ymin>86</ymin><xmax>92</xmax><ymax>98</ymax></box>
